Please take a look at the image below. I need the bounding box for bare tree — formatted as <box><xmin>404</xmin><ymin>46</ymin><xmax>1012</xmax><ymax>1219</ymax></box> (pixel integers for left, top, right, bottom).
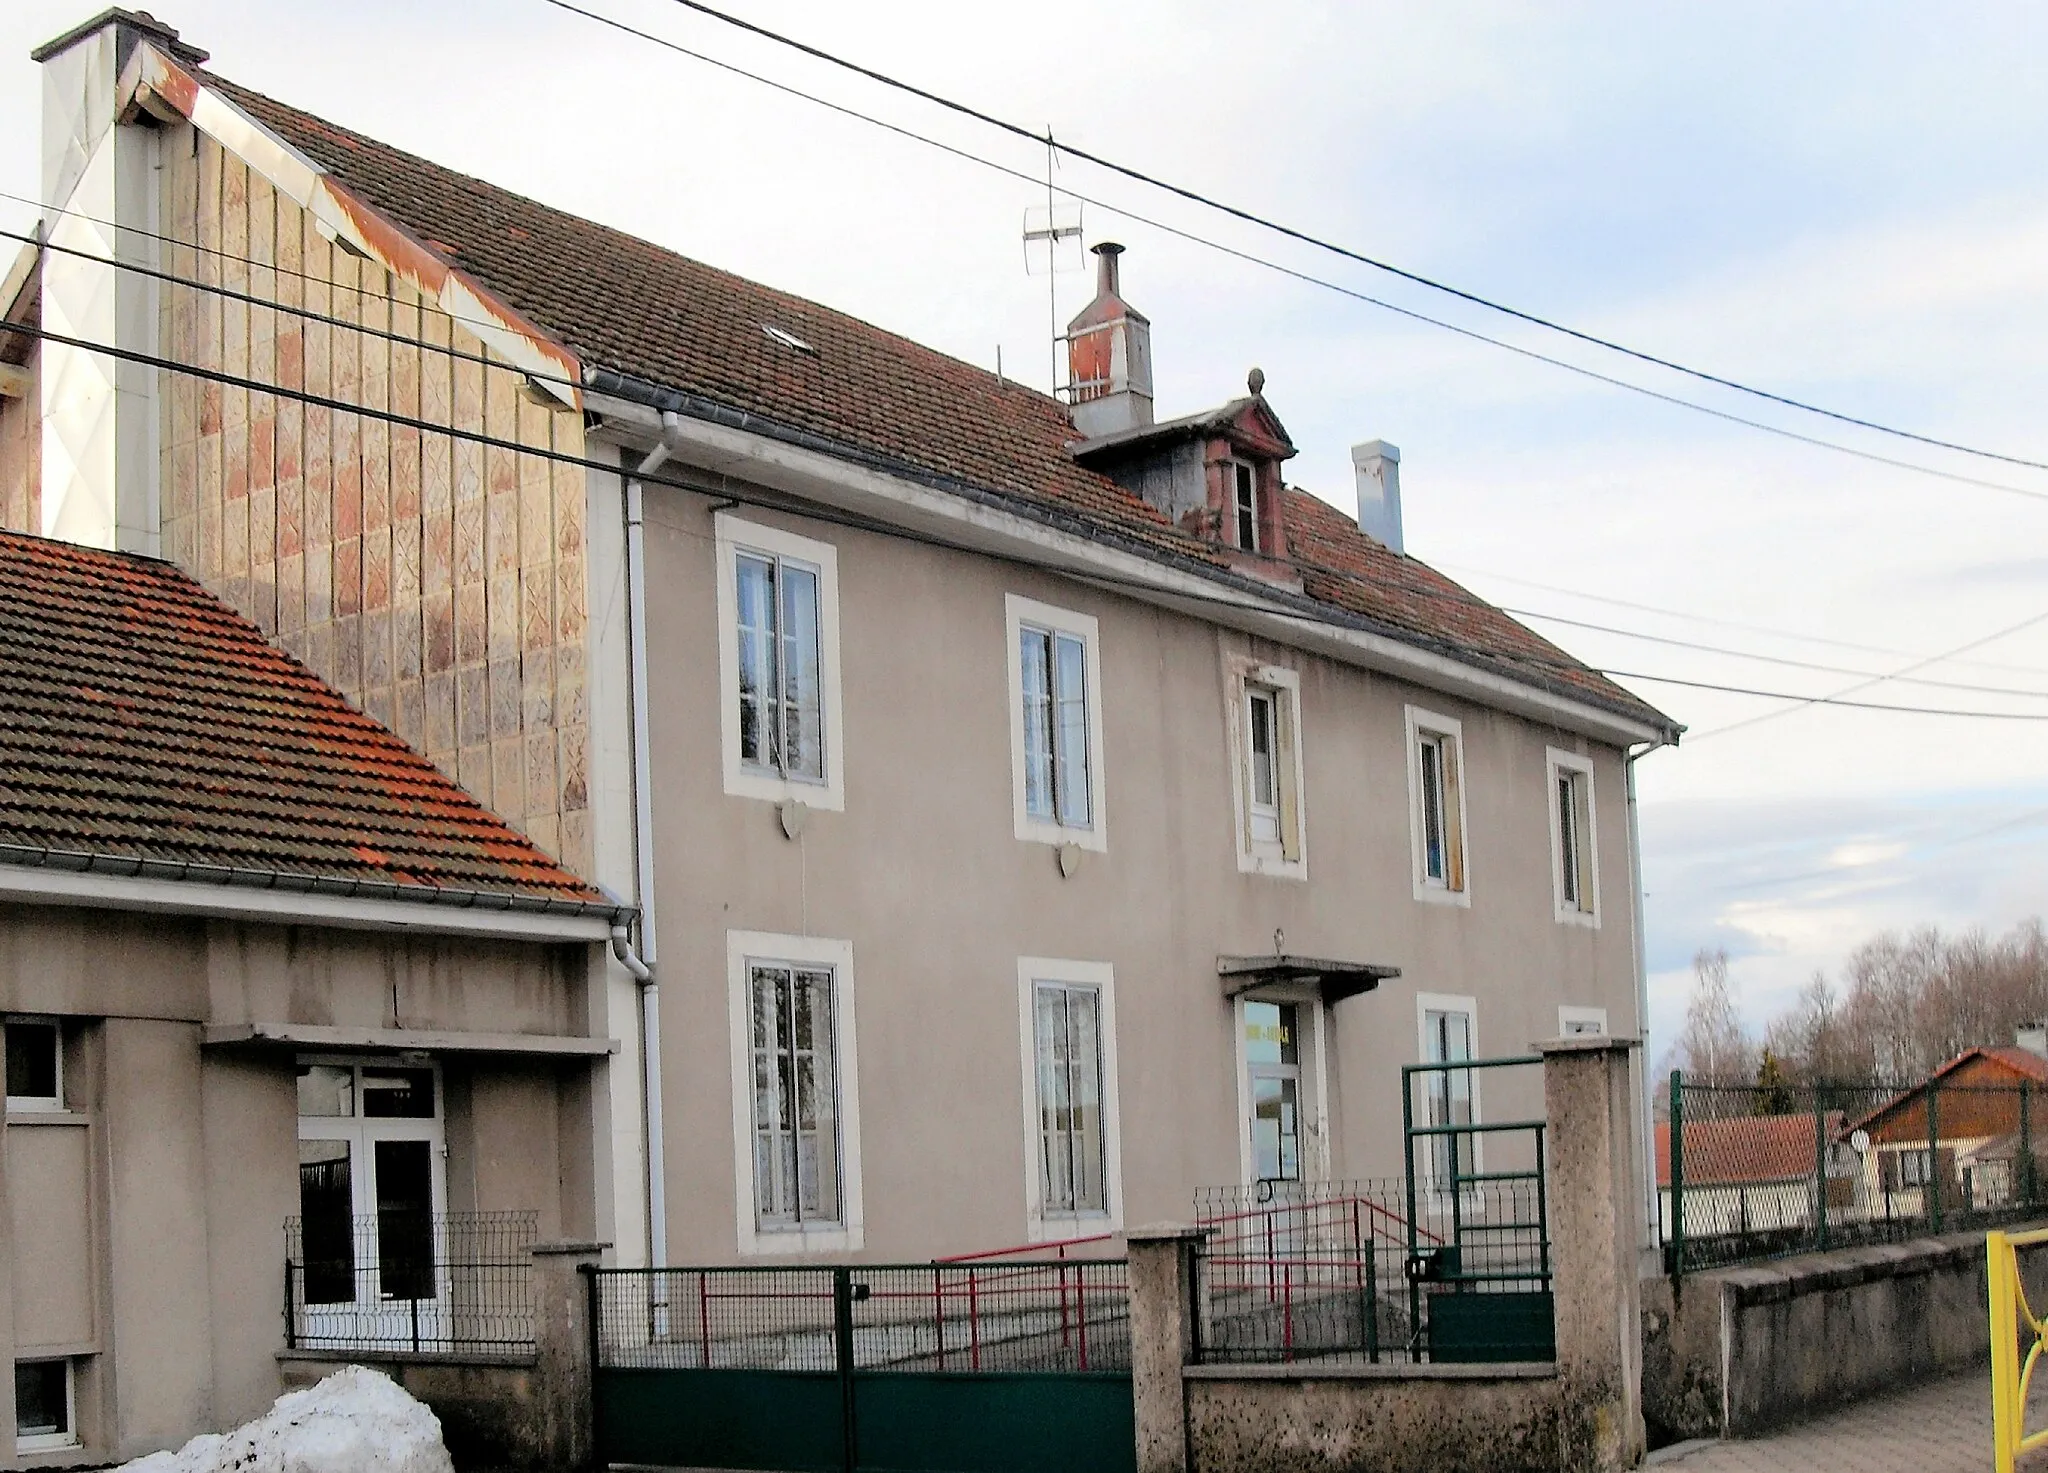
<box><xmin>1675</xmin><ymin>947</ymin><xmax>1756</xmax><ymax>1086</ymax></box>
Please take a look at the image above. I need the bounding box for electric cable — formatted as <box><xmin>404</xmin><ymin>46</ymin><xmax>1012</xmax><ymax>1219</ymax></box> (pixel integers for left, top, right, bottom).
<box><xmin>624</xmin><ymin>0</ymin><xmax>2048</xmax><ymax>472</ymax></box>
<box><xmin>524</xmin><ymin>0</ymin><xmax>2048</xmax><ymax>506</ymax></box>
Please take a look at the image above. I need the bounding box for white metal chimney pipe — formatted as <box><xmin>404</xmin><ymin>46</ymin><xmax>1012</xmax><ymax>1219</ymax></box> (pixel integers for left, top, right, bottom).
<box><xmin>1351</xmin><ymin>440</ymin><xmax>1403</xmax><ymax>555</ymax></box>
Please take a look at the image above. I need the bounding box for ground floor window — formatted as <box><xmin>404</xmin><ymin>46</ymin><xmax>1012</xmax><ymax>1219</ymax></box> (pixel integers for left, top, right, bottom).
<box><xmin>1016</xmin><ymin>958</ymin><xmax>1123</xmax><ymax>1238</ymax></box>
<box><xmin>1417</xmin><ymin>995</ymin><xmax>1478</xmax><ymax>1193</ymax></box>
<box><xmin>748</xmin><ymin>963</ymin><xmax>844</xmax><ymax>1230</ymax></box>
<box><xmin>14</xmin><ymin>1359</ymin><xmax>74</xmax><ymax>1451</ymax></box>
<box><xmin>293</xmin><ymin>1059</ymin><xmax>445</xmax><ymax>1335</ymax></box>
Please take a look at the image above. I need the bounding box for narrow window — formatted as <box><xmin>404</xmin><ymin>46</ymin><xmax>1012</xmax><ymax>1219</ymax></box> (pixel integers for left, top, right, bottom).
<box><xmin>1422</xmin><ymin>1008</ymin><xmax>1474</xmax><ymax>1189</ymax></box>
<box><xmin>1034</xmin><ymin>981</ymin><xmax>1107</xmax><ymax>1215</ymax></box>
<box><xmin>4</xmin><ymin>1021</ymin><xmax>60</xmax><ymax>1111</ymax></box>
<box><xmin>734</xmin><ymin>550</ymin><xmax>825</xmax><ymax>783</ymax></box>
<box><xmin>1246</xmin><ymin>689</ymin><xmax>1281</xmax><ymax>845</ymax></box>
<box><xmin>750</xmin><ymin>964</ymin><xmax>842</xmax><ymax>1228</ymax></box>
<box><xmin>1557</xmin><ymin>772</ymin><xmax>1581</xmax><ymax>907</ymax></box>
<box><xmin>1020</xmin><ymin>625</ymin><xmax>1092</xmax><ymax>828</ymax></box>
<box><xmin>1244</xmin><ymin>1001</ymin><xmax>1301</xmax><ymax>1183</ymax></box>
<box><xmin>1548</xmin><ymin>751</ymin><xmax>1598</xmax><ymax>922</ymax></box>
<box><xmin>1232</xmin><ymin>462</ymin><xmax>1259</xmax><ymax>551</ymax></box>
<box><xmin>1415</xmin><ymin>730</ymin><xmax>1464</xmax><ymax>890</ymax></box>
<box><xmin>14</xmin><ymin>1360</ymin><xmax>73</xmax><ymax>1451</ymax></box>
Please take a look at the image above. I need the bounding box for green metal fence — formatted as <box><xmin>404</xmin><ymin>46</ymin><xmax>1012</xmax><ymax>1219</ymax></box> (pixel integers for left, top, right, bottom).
<box><xmin>588</xmin><ymin>1261</ymin><xmax>1134</xmax><ymax>1473</ymax></box>
<box><xmin>1665</xmin><ymin>1069</ymin><xmax>2048</xmax><ymax>1280</ymax></box>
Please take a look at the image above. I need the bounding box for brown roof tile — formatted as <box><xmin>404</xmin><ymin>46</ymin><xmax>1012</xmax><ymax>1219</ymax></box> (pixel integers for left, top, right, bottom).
<box><xmin>0</xmin><ymin>529</ymin><xmax>607</xmax><ymax>907</ymax></box>
<box><xmin>204</xmin><ymin>69</ymin><xmax>1672</xmax><ymax>734</ymax></box>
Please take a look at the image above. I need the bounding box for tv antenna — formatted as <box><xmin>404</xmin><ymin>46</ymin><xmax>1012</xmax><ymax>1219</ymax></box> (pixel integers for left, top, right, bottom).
<box><xmin>1022</xmin><ymin>130</ymin><xmax>1084</xmax><ymax>396</ymax></box>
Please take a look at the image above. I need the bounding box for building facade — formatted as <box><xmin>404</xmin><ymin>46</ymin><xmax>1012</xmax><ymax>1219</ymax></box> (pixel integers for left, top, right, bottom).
<box><xmin>2</xmin><ymin>5</ymin><xmax>1681</xmax><ymax>1322</ymax></box>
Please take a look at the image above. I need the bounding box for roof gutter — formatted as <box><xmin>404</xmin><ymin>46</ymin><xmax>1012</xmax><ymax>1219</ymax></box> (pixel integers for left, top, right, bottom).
<box><xmin>586</xmin><ymin>370</ymin><xmax>1679</xmax><ymax>749</ymax></box>
<box><xmin>0</xmin><ymin>844</ymin><xmax>629</xmax><ymax>942</ymax></box>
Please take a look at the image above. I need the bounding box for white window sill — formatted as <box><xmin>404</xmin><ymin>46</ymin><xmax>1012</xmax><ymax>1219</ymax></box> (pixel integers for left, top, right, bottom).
<box><xmin>740</xmin><ymin>1223</ymin><xmax>864</xmax><ymax>1256</ymax></box>
<box><xmin>727</xmin><ymin>766</ymin><xmax>843</xmax><ymax>813</ymax></box>
<box><xmin>1412</xmin><ymin>882</ymin><xmax>1471</xmax><ymax>908</ymax></box>
<box><xmin>1026</xmin><ymin>1211</ymin><xmax>1118</xmax><ymax>1244</ymax></box>
<box><xmin>1239</xmin><ymin>845</ymin><xmax>1306</xmax><ymax>881</ymax></box>
<box><xmin>1016</xmin><ymin>817</ymin><xmax>1107</xmax><ymax>854</ymax></box>
<box><xmin>1552</xmin><ymin>906</ymin><xmax>1600</xmax><ymax>930</ymax></box>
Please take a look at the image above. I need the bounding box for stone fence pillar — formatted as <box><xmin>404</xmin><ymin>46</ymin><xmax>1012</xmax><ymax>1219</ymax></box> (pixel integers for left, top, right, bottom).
<box><xmin>1125</xmin><ymin>1223</ymin><xmax>1208</xmax><ymax>1473</ymax></box>
<box><xmin>531</xmin><ymin>1240</ymin><xmax>608</xmax><ymax>1472</ymax></box>
<box><xmin>1540</xmin><ymin>1035</ymin><xmax>1646</xmax><ymax>1472</ymax></box>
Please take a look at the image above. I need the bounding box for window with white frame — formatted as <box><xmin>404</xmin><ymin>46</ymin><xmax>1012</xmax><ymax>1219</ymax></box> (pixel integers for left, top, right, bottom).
<box><xmin>1244</xmin><ymin>1001</ymin><xmax>1302</xmax><ymax>1182</ymax></box>
<box><xmin>1416</xmin><ymin>994</ymin><xmax>1478</xmax><ymax>1194</ymax></box>
<box><xmin>1005</xmin><ymin>596</ymin><xmax>1108</xmax><ymax>850</ymax></box>
<box><xmin>1017</xmin><ymin>958</ymin><xmax>1123</xmax><ymax>1237</ymax></box>
<box><xmin>5</xmin><ymin>1019</ymin><xmax>61</xmax><ymax>1111</ymax></box>
<box><xmin>725</xmin><ymin>933</ymin><xmax>863</xmax><ymax>1253</ymax></box>
<box><xmin>1229</xmin><ymin>462</ymin><xmax>1260</xmax><ymax>552</ymax></box>
<box><xmin>1231</xmin><ymin>662</ymin><xmax>1306</xmax><ymax>876</ymax></box>
<box><xmin>1406</xmin><ymin>708</ymin><xmax>1468</xmax><ymax>902</ymax></box>
<box><xmin>15</xmin><ymin>1359</ymin><xmax>75</xmax><ymax>1451</ymax></box>
<box><xmin>1558</xmin><ymin>1005</ymin><xmax>1608</xmax><ymax>1037</ymax></box>
<box><xmin>715</xmin><ymin>515</ymin><xmax>845</xmax><ymax>810</ymax></box>
<box><xmin>1547</xmin><ymin>748</ymin><xmax>1598</xmax><ymax>925</ymax></box>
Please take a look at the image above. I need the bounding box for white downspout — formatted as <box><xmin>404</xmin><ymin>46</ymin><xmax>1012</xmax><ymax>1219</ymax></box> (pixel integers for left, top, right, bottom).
<box><xmin>1627</xmin><ymin>744</ymin><xmax>1658</xmax><ymax>1245</ymax></box>
<box><xmin>626</xmin><ymin>438</ymin><xmax>669</xmax><ymax>1271</ymax></box>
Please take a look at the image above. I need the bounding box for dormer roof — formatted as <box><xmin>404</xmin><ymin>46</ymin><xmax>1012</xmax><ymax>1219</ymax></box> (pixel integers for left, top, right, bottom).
<box><xmin>1070</xmin><ymin>393</ymin><xmax>1296</xmax><ymax>465</ymax></box>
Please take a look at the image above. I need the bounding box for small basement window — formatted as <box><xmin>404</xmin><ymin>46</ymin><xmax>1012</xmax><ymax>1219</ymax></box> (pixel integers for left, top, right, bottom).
<box><xmin>15</xmin><ymin>1359</ymin><xmax>75</xmax><ymax>1451</ymax></box>
<box><xmin>5</xmin><ymin>1019</ymin><xmax>60</xmax><ymax>1111</ymax></box>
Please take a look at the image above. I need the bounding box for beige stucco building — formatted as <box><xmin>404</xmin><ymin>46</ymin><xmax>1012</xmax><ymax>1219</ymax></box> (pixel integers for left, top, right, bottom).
<box><xmin>0</xmin><ymin>7</ymin><xmax>1682</xmax><ymax>1453</ymax></box>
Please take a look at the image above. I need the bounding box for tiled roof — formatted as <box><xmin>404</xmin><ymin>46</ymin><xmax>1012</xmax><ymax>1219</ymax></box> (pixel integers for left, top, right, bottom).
<box><xmin>206</xmin><ymin>70</ymin><xmax>1672</xmax><ymax>733</ymax></box>
<box><xmin>1654</xmin><ymin>1113</ymin><xmax>1844</xmax><ymax>1188</ymax></box>
<box><xmin>0</xmin><ymin>529</ymin><xmax>609</xmax><ymax>908</ymax></box>
<box><xmin>1844</xmin><ymin>1046</ymin><xmax>2048</xmax><ymax>1136</ymax></box>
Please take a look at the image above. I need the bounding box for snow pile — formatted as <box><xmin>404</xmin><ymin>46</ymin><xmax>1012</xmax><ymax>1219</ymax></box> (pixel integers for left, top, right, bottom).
<box><xmin>121</xmin><ymin>1367</ymin><xmax>453</xmax><ymax>1473</ymax></box>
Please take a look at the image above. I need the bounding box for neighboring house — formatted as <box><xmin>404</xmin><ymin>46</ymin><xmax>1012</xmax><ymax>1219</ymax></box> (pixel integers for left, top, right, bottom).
<box><xmin>1846</xmin><ymin>1040</ymin><xmax>2048</xmax><ymax>1217</ymax></box>
<box><xmin>0</xmin><ymin>527</ymin><xmax>624</xmax><ymax>1462</ymax></box>
<box><xmin>1654</xmin><ymin>1113</ymin><xmax>1849</xmax><ymax>1241</ymax></box>
<box><xmin>3</xmin><ymin>6</ymin><xmax>1680</xmax><ymax>1299</ymax></box>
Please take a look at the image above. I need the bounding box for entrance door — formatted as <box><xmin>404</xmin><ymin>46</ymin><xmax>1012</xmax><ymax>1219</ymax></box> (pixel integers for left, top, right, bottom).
<box><xmin>295</xmin><ymin>1060</ymin><xmax>447</xmax><ymax>1348</ymax></box>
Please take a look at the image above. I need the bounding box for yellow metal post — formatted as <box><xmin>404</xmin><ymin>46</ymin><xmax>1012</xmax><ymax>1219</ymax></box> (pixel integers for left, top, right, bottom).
<box><xmin>1987</xmin><ymin>1227</ymin><xmax>2048</xmax><ymax>1473</ymax></box>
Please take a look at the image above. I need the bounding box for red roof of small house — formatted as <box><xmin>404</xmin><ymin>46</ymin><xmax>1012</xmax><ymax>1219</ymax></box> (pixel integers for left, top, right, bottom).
<box><xmin>167</xmin><ymin>60</ymin><xmax>1673</xmax><ymax>739</ymax></box>
<box><xmin>1654</xmin><ymin>1113</ymin><xmax>1844</xmax><ymax>1189</ymax></box>
<box><xmin>1846</xmin><ymin>1047</ymin><xmax>2048</xmax><ymax>1138</ymax></box>
<box><xmin>0</xmin><ymin>529</ymin><xmax>610</xmax><ymax>910</ymax></box>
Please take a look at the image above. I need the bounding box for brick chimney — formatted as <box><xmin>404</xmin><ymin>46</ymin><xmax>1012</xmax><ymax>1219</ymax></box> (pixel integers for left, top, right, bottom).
<box><xmin>1066</xmin><ymin>243</ymin><xmax>1154</xmax><ymax>438</ymax></box>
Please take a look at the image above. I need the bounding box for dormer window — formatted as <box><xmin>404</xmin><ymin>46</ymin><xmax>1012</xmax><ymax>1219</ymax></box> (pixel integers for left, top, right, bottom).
<box><xmin>1231</xmin><ymin>462</ymin><xmax>1259</xmax><ymax>551</ymax></box>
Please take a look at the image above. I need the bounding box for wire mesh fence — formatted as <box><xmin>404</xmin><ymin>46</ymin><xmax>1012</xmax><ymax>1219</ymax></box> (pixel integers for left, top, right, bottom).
<box><xmin>590</xmin><ymin>1261</ymin><xmax>1130</xmax><ymax>1374</ymax></box>
<box><xmin>1666</xmin><ymin>1071</ymin><xmax>2048</xmax><ymax>1276</ymax></box>
<box><xmin>283</xmin><ymin>1210</ymin><xmax>537</xmax><ymax>1354</ymax></box>
<box><xmin>1192</xmin><ymin>1177</ymin><xmax>1550</xmax><ymax>1364</ymax></box>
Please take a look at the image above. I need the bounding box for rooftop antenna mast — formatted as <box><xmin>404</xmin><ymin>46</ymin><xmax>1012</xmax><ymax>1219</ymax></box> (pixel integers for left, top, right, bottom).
<box><xmin>1022</xmin><ymin>128</ymin><xmax>1083</xmax><ymax>397</ymax></box>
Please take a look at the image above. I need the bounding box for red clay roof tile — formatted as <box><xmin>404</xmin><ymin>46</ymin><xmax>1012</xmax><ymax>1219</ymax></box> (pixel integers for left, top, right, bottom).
<box><xmin>0</xmin><ymin>529</ymin><xmax>605</xmax><ymax>907</ymax></box>
<box><xmin>202</xmin><ymin>68</ymin><xmax>1671</xmax><ymax>734</ymax></box>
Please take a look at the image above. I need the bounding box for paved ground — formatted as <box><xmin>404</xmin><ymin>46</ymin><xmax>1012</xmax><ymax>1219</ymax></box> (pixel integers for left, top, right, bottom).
<box><xmin>1649</xmin><ymin>1368</ymin><xmax>2048</xmax><ymax>1473</ymax></box>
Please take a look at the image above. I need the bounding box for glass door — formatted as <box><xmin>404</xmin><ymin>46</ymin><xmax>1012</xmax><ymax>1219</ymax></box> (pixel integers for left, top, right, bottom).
<box><xmin>296</xmin><ymin>1060</ymin><xmax>446</xmax><ymax>1348</ymax></box>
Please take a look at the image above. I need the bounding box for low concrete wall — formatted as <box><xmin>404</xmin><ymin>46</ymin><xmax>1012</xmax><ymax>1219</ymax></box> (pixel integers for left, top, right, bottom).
<box><xmin>279</xmin><ymin>1354</ymin><xmax>541</xmax><ymax>1469</ymax></box>
<box><xmin>1184</xmin><ymin>1363</ymin><xmax>1559</xmax><ymax>1473</ymax></box>
<box><xmin>1642</xmin><ymin>1225</ymin><xmax>2048</xmax><ymax>1443</ymax></box>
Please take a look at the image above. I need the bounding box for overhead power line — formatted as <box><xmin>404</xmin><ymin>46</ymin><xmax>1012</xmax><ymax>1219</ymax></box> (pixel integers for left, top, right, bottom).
<box><xmin>636</xmin><ymin>0</ymin><xmax>2048</xmax><ymax>475</ymax></box>
<box><xmin>529</xmin><ymin>1</ymin><xmax>2048</xmax><ymax>506</ymax></box>
<box><xmin>20</xmin><ymin>311</ymin><xmax>2048</xmax><ymax>725</ymax></box>
<box><xmin>25</xmin><ymin>238</ymin><xmax>2048</xmax><ymax>728</ymax></box>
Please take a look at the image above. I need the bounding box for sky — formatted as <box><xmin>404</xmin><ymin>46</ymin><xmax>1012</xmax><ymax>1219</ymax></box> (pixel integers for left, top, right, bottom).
<box><xmin>6</xmin><ymin>1</ymin><xmax>2048</xmax><ymax>1056</ymax></box>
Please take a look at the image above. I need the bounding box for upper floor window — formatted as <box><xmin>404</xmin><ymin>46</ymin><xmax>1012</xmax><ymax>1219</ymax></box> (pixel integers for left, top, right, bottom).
<box><xmin>715</xmin><ymin>515</ymin><xmax>845</xmax><ymax>810</ymax></box>
<box><xmin>1229</xmin><ymin>659</ymin><xmax>1306</xmax><ymax>877</ymax></box>
<box><xmin>726</xmin><ymin>932</ymin><xmax>864</xmax><ymax>1254</ymax></box>
<box><xmin>1231</xmin><ymin>462</ymin><xmax>1259</xmax><ymax>551</ymax></box>
<box><xmin>5</xmin><ymin>1019</ymin><xmax>61</xmax><ymax>1112</ymax></box>
<box><xmin>1006</xmin><ymin>595</ymin><xmax>1108</xmax><ymax>851</ymax></box>
<box><xmin>1405</xmin><ymin>707</ymin><xmax>1469</xmax><ymax>904</ymax></box>
<box><xmin>1547</xmin><ymin>748</ymin><xmax>1599</xmax><ymax>925</ymax></box>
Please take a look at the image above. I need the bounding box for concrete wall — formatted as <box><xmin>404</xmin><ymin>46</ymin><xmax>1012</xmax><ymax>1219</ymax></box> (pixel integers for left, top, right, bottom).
<box><xmin>0</xmin><ymin>343</ymin><xmax>34</xmax><ymax>535</ymax></box>
<box><xmin>1641</xmin><ymin>1227</ymin><xmax>2048</xmax><ymax>1443</ymax></box>
<box><xmin>1184</xmin><ymin>1365</ymin><xmax>1559</xmax><ymax>1473</ymax></box>
<box><xmin>631</xmin><ymin>482</ymin><xmax>1648</xmax><ymax>1260</ymax></box>
<box><xmin>0</xmin><ymin>900</ymin><xmax>601</xmax><ymax>1466</ymax></box>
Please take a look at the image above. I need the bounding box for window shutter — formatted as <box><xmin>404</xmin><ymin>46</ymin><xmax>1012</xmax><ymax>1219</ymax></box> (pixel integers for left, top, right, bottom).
<box><xmin>1277</xmin><ymin>693</ymin><xmax>1302</xmax><ymax>863</ymax></box>
<box><xmin>1442</xmin><ymin>738</ymin><xmax>1465</xmax><ymax>890</ymax></box>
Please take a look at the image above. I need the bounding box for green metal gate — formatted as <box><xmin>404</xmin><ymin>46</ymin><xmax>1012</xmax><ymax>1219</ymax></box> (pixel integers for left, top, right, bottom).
<box><xmin>589</xmin><ymin>1262</ymin><xmax>1135</xmax><ymax>1473</ymax></box>
<box><xmin>1402</xmin><ymin>1052</ymin><xmax>1555</xmax><ymax>1362</ymax></box>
